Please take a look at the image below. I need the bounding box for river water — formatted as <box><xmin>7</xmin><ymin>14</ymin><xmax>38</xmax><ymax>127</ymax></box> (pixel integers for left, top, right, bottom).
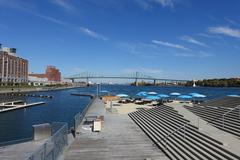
<box><xmin>0</xmin><ymin>85</ymin><xmax>239</xmax><ymax>142</ymax></box>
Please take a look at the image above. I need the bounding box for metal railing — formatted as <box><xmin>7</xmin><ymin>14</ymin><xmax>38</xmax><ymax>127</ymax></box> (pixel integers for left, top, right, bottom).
<box><xmin>74</xmin><ymin>97</ymin><xmax>96</xmax><ymax>131</ymax></box>
<box><xmin>222</xmin><ymin>105</ymin><xmax>240</xmax><ymax>128</ymax></box>
<box><xmin>27</xmin><ymin>122</ymin><xmax>68</xmax><ymax>160</ymax></box>
<box><xmin>161</xmin><ymin>122</ymin><xmax>190</xmax><ymax>149</ymax></box>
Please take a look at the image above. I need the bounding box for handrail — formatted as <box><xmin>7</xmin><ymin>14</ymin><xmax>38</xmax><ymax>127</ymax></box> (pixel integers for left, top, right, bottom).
<box><xmin>74</xmin><ymin>96</ymin><xmax>97</xmax><ymax>131</ymax></box>
<box><xmin>222</xmin><ymin>105</ymin><xmax>240</xmax><ymax>128</ymax></box>
<box><xmin>161</xmin><ymin>122</ymin><xmax>190</xmax><ymax>144</ymax></box>
<box><xmin>27</xmin><ymin>122</ymin><xmax>68</xmax><ymax>160</ymax></box>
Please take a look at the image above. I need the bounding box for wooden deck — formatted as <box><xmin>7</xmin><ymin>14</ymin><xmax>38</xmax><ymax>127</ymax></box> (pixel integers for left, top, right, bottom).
<box><xmin>64</xmin><ymin>100</ymin><xmax>168</xmax><ymax>160</ymax></box>
<box><xmin>0</xmin><ymin>140</ymin><xmax>45</xmax><ymax>160</ymax></box>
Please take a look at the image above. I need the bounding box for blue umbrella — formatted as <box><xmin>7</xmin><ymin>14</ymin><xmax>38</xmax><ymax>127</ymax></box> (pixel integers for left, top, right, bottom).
<box><xmin>178</xmin><ymin>95</ymin><xmax>192</xmax><ymax>99</ymax></box>
<box><xmin>116</xmin><ymin>94</ymin><xmax>129</xmax><ymax>98</ymax></box>
<box><xmin>189</xmin><ymin>93</ymin><xmax>200</xmax><ymax>96</ymax></box>
<box><xmin>136</xmin><ymin>91</ymin><xmax>147</xmax><ymax>97</ymax></box>
<box><xmin>146</xmin><ymin>95</ymin><xmax>160</xmax><ymax>100</ymax></box>
<box><xmin>157</xmin><ymin>94</ymin><xmax>170</xmax><ymax>98</ymax></box>
<box><xmin>170</xmin><ymin>92</ymin><xmax>181</xmax><ymax>96</ymax></box>
<box><xmin>148</xmin><ymin>92</ymin><xmax>158</xmax><ymax>95</ymax></box>
<box><xmin>100</xmin><ymin>90</ymin><xmax>109</xmax><ymax>93</ymax></box>
<box><xmin>227</xmin><ymin>94</ymin><xmax>240</xmax><ymax>97</ymax></box>
<box><xmin>192</xmin><ymin>94</ymin><xmax>206</xmax><ymax>98</ymax></box>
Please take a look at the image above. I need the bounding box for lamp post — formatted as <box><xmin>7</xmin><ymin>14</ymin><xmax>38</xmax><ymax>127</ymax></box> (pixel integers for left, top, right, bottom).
<box><xmin>96</xmin><ymin>83</ymin><xmax>100</xmax><ymax>98</ymax></box>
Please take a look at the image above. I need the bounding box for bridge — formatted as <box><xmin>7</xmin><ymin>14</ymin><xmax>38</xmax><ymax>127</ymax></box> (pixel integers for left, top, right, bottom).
<box><xmin>65</xmin><ymin>72</ymin><xmax>188</xmax><ymax>86</ymax></box>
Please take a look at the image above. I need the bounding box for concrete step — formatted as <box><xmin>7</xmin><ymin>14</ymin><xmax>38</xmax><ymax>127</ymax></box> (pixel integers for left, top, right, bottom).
<box><xmin>145</xmin><ymin>109</ymin><xmax>223</xmax><ymax>145</ymax></box>
<box><xmin>154</xmin><ymin>106</ymin><xmax>187</xmax><ymax>118</ymax></box>
<box><xmin>138</xmin><ymin>109</ymin><xmax>240</xmax><ymax>160</ymax></box>
<box><xmin>136</xmin><ymin>111</ymin><xmax>216</xmax><ymax>160</ymax></box>
<box><xmin>128</xmin><ymin>113</ymin><xmax>177</xmax><ymax>160</ymax></box>
<box><xmin>131</xmin><ymin>112</ymin><xmax>191</xmax><ymax>160</ymax></box>
<box><xmin>185</xmin><ymin>107</ymin><xmax>240</xmax><ymax>135</ymax></box>
<box><xmin>196</xmin><ymin>105</ymin><xmax>240</xmax><ymax>118</ymax></box>
<box><xmin>135</xmin><ymin>110</ymin><xmax>238</xmax><ymax>159</ymax></box>
<box><xmin>138</xmin><ymin>109</ymin><xmax>233</xmax><ymax>157</ymax></box>
<box><xmin>148</xmin><ymin>109</ymin><xmax>196</xmax><ymax>129</ymax></box>
<box><xmin>185</xmin><ymin>106</ymin><xmax>240</xmax><ymax>124</ymax></box>
<box><xmin>152</xmin><ymin>107</ymin><xmax>190</xmax><ymax>123</ymax></box>
<box><xmin>185</xmin><ymin>107</ymin><xmax>240</xmax><ymax>130</ymax></box>
<box><xmin>208</xmin><ymin>122</ymin><xmax>240</xmax><ymax>137</ymax></box>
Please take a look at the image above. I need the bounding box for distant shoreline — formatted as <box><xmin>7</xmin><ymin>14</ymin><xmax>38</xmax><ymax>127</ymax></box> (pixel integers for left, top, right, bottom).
<box><xmin>0</xmin><ymin>86</ymin><xmax>85</xmax><ymax>94</ymax></box>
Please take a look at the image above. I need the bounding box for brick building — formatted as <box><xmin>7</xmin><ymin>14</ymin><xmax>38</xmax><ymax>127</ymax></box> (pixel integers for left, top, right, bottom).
<box><xmin>45</xmin><ymin>66</ymin><xmax>61</xmax><ymax>82</ymax></box>
<box><xmin>29</xmin><ymin>66</ymin><xmax>61</xmax><ymax>83</ymax></box>
<box><xmin>0</xmin><ymin>44</ymin><xmax>28</xmax><ymax>83</ymax></box>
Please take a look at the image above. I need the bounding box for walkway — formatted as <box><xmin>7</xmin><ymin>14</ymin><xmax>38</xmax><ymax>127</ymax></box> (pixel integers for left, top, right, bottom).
<box><xmin>64</xmin><ymin>99</ymin><xmax>168</xmax><ymax>160</ymax></box>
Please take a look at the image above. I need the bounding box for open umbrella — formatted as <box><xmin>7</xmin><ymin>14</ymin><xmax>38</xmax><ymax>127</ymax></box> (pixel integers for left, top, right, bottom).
<box><xmin>100</xmin><ymin>90</ymin><xmax>109</xmax><ymax>93</ymax></box>
<box><xmin>116</xmin><ymin>94</ymin><xmax>129</xmax><ymax>98</ymax></box>
<box><xmin>189</xmin><ymin>93</ymin><xmax>200</xmax><ymax>96</ymax></box>
<box><xmin>192</xmin><ymin>94</ymin><xmax>206</xmax><ymax>104</ymax></box>
<box><xmin>136</xmin><ymin>91</ymin><xmax>147</xmax><ymax>97</ymax></box>
<box><xmin>178</xmin><ymin>95</ymin><xmax>192</xmax><ymax>99</ymax></box>
<box><xmin>227</xmin><ymin>95</ymin><xmax>240</xmax><ymax>97</ymax></box>
<box><xmin>145</xmin><ymin>95</ymin><xmax>160</xmax><ymax>100</ymax></box>
<box><xmin>170</xmin><ymin>92</ymin><xmax>181</xmax><ymax>96</ymax></box>
<box><xmin>157</xmin><ymin>94</ymin><xmax>170</xmax><ymax>98</ymax></box>
<box><xmin>148</xmin><ymin>92</ymin><xmax>158</xmax><ymax>95</ymax></box>
<box><xmin>192</xmin><ymin>94</ymin><xmax>206</xmax><ymax>98</ymax></box>
<box><xmin>100</xmin><ymin>90</ymin><xmax>110</xmax><ymax>96</ymax></box>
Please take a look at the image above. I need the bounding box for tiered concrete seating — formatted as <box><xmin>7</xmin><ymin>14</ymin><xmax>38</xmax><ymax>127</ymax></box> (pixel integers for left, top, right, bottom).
<box><xmin>129</xmin><ymin>105</ymin><xmax>240</xmax><ymax>160</ymax></box>
<box><xmin>184</xmin><ymin>105</ymin><xmax>240</xmax><ymax>138</ymax></box>
<box><xmin>201</xmin><ymin>97</ymin><xmax>240</xmax><ymax>108</ymax></box>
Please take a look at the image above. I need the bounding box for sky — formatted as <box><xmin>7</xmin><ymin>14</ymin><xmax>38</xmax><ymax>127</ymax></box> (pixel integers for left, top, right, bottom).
<box><xmin>0</xmin><ymin>0</ymin><xmax>240</xmax><ymax>80</ymax></box>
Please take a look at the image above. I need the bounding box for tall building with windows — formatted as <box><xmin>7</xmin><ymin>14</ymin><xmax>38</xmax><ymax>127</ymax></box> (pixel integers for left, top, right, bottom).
<box><xmin>0</xmin><ymin>44</ymin><xmax>28</xmax><ymax>83</ymax></box>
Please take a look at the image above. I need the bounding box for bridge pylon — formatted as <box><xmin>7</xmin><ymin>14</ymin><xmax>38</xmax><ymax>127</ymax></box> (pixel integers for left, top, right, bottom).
<box><xmin>135</xmin><ymin>78</ymin><xmax>138</xmax><ymax>86</ymax></box>
<box><xmin>134</xmin><ymin>72</ymin><xmax>139</xmax><ymax>86</ymax></box>
<box><xmin>153</xmin><ymin>79</ymin><xmax>156</xmax><ymax>86</ymax></box>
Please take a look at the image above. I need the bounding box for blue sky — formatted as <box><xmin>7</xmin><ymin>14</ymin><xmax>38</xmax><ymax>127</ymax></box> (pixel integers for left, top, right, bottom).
<box><xmin>0</xmin><ymin>0</ymin><xmax>240</xmax><ymax>80</ymax></box>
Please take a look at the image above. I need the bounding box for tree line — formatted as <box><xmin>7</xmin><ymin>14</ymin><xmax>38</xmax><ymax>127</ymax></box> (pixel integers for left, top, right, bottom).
<box><xmin>186</xmin><ymin>78</ymin><xmax>240</xmax><ymax>87</ymax></box>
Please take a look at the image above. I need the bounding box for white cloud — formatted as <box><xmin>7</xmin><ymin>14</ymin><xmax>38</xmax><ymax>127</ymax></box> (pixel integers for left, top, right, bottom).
<box><xmin>180</xmin><ymin>36</ymin><xmax>208</xmax><ymax>47</ymax></box>
<box><xmin>79</xmin><ymin>27</ymin><xmax>108</xmax><ymax>41</ymax></box>
<box><xmin>35</xmin><ymin>14</ymin><xmax>69</xmax><ymax>26</ymax></box>
<box><xmin>225</xmin><ymin>18</ymin><xmax>240</xmax><ymax>26</ymax></box>
<box><xmin>208</xmin><ymin>26</ymin><xmax>240</xmax><ymax>38</ymax></box>
<box><xmin>153</xmin><ymin>0</ymin><xmax>174</xmax><ymax>8</ymax></box>
<box><xmin>152</xmin><ymin>40</ymin><xmax>190</xmax><ymax>51</ymax></box>
<box><xmin>30</xmin><ymin>14</ymin><xmax>109</xmax><ymax>41</ymax></box>
<box><xmin>175</xmin><ymin>51</ymin><xmax>213</xmax><ymax>58</ymax></box>
<box><xmin>135</xmin><ymin>0</ymin><xmax>152</xmax><ymax>10</ymax></box>
<box><xmin>116</xmin><ymin>42</ymin><xmax>167</xmax><ymax>58</ymax></box>
<box><xmin>52</xmin><ymin>0</ymin><xmax>75</xmax><ymax>12</ymax></box>
<box><xmin>135</xmin><ymin>0</ymin><xmax>175</xmax><ymax>9</ymax></box>
<box><xmin>122</xmin><ymin>67</ymin><xmax>163</xmax><ymax>75</ymax></box>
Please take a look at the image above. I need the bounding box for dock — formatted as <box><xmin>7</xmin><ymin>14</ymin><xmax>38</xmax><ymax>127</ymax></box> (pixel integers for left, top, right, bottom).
<box><xmin>0</xmin><ymin>101</ymin><xmax>45</xmax><ymax>113</ymax></box>
<box><xmin>71</xmin><ymin>93</ymin><xmax>95</xmax><ymax>98</ymax></box>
